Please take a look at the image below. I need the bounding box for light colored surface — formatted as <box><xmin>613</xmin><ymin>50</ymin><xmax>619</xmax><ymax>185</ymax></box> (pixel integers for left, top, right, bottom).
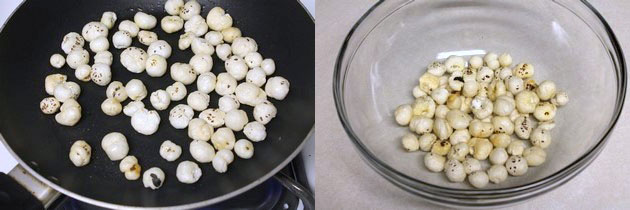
<box><xmin>0</xmin><ymin>0</ymin><xmax>21</xmax><ymax>174</ymax></box>
<box><xmin>315</xmin><ymin>0</ymin><xmax>630</xmax><ymax>209</ymax></box>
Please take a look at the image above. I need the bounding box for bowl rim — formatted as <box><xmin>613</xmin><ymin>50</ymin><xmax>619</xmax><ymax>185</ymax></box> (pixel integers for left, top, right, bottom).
<box><xmin>333</xmin><ymin>0</ymin><xmax>626</xmax><ymax>197</ymax></box>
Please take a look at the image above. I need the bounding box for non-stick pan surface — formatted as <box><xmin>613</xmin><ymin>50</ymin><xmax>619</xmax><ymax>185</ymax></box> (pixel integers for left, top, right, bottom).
<box><xmin>0</xmin><ymin>0</ymin><xmax>314</xmax><ymax>208</ymax></box>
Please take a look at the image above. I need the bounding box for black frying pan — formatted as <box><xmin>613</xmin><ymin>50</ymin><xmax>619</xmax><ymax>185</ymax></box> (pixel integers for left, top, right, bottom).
<box><xmin>0</xmin><ymin>0</ymin><xmax>314</xmax><ymax>208</ymax></box>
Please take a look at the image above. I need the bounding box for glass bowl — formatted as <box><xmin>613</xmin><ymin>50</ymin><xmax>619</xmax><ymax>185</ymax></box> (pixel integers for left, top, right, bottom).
<box><xmin>333</xmin><ymin>0</ymin><xmax>626</xmax><ymax>207</ymax></box>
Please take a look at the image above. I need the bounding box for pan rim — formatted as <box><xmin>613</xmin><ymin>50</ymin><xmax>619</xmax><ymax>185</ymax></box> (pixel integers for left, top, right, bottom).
<box><xmin>0</xmin><ymin>0</ymin><xmax>315</xmax><ymax>208</ymax></box>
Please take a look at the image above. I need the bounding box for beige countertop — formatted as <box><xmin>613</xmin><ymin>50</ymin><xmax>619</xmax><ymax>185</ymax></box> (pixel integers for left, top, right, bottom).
<box><xmin>315</xmin><ymin>0</ymin><xmax>630</xmax><ymax>209</ymax></box>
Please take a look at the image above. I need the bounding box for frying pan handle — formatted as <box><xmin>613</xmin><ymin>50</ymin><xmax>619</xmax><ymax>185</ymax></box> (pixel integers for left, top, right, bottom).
<box><xmin>273</xmin><ymin>172</ymin><xmax>315</xmax><ymax>210</ymax></box>
<box><xmin>2</xmin><ymin>164</ymin><xmax>60</xmax><ymax>209</ymax></box>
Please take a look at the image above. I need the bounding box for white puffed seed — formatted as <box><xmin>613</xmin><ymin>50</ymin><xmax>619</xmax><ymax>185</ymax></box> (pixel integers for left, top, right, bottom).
<box><xmin>498</xmin><ymin>67</ymin><xmax>513</xmax><ymax>80</ymax></box>
<box><xmin>150</xmin><ymin>90</ymin><xmax>171</xmax><ymax>110</ymax></box>
<box><xmin>261</xmin><ymin>58</ymin><xmax>276</xmax><ymax>75</ymax></box>
<box><xmin>178</xmin><ymin>32</ymin><xmax>194</xmax><ymax>50</ymax></box>
<box><xmin>159</xmin><ymin>140</ymin><xmax>182</xmax><ymax>162</ymax></box>
<box><xmin>146</xmin><ymin>55</ymin><xmax>168</xmax><ymax>77</ymax></box>
<box><xmin>40</xmin><ymin>97</ymin><xmax>60</xmax><ymax>114</ymax></box>
<box><xmin>125</xmin><ymin>79</ymin><xmax>147</xmax><ymax>101</ymax></box>
<box><xmin>523</xmin><ymin>146</ymin><xmax>547</xmax><ymax>166</ymax></box>
<box><xmin>236</xmin><ymin>82</ymin><xmax>266</xmax><ymax>106</ymax></box>
<box><xmin>216</xmin><ymin>43</ymin><xmax>232</xmax><ymax>61</ymax></box>
<box><xmin>418</xmin><ymin>73</ymin><xmax>439</xmax><ymax>93</ymax></box>
<box><xmin>123</xmin><ymin>101</ymin><xmax>144</xmax><ymax>117</ymax></box>
<box><xmin>490</xmin><ymin>133</ymin><xmax>511</xmax><ymax>148</ymax></box>
<box><xmin>184</xmin><ymin>15</ymin><xmax>208</xmax><ymax>37</ymax></box>
<box><xmin>447</xmin><ymin>143</ymin><xmax>469</xmax><ymax>161</ymax></box>
<box><xmin>534</xmin><ymin>102</ymin><xmax>556</xmax><ymax>121</ymax></box>
<box><xmin>487</xmin><ymin>165</ymin><xmax>508</xmax><ymax>184</ymax></box>
<box><xmin>536</xmin><ymin>80</ymin><xmax>556</xmax><ymax>101</ymax></box>
<box><xmin>53</xmin><ymin>82</ymin><xmax>80</xmax><ymax>102</ymax></box>
<box><xmin>216</xmin><ymin>149</ymin><xmax>234</xmax><ymax>164</ymax></box>
<box><xmin>225</xmin><ymin>109</ymin><xmax>248</xmax><ymax>131</ymax></box>
<box><xmin>61</xmin><ymin>32</ymin><xmax>84</xmax><ymax>54</ymax></box>
<box><xmin>134</xmin><ymin>12</ymin><xmax>157</xmax><ymax>30</ymax></box>
<box><xmin>193</xmin><ymin>73</ymin><xmax>217</xmax><ymax>94</ymax></box>
<box><xmin>212</xmin><ymin>155</ymin><xmax>229</xmax><ymax>173</ymax></box>
<box><xmin>66</xmin><ymin>49</ymin><xmax>89</xmax><ymax>69</ymax></box>
<box><xmin>148</xmin><ymin>40</ymin><xmax>172</xmax><ymax>59</ymax></box>
<box><xmin>446</xmin><ymin>110</ymin><xmax>471</xmax><ymax>130</ymax></box>
<box><xmin>401</xmin><ymin>133</ymin><xmax>419</xmax><ymax>152</ymax></box>
<box><xmin>506</xmin><ymin>76</ymin><xmax>524</xmax><ymax>94</ymax></box>
<box><xmin>205</xmin><ymin>31</ymin><xmax>224</xmax><ymax>46</ymax></box>
<box><xmin>101</xmin><ymin>132</ymin><xmax>128</xmax><ymax>161</ymax></box>
<box><xmin>515</xmin><ymin>91</ymin><xmax>539</xmax><ymax>114</ymax></box>
<box><xmin>243</xmin><ymin>121</ymin><xmax>267</xmax><ymax>142</ymax></box>
<box><xmin>434</xmin><ymin>105</ymin><xmax>449</xmax><ymax>119</ymax></box>
<box><xmin>427</xmin><ymin>61</ymin><xmax>445</xmax><ymax>76</ymax></box>
<box><xmin>138</xmin><ymin>30</ymin><xmax>158</xmax><ymax>45</ymax></box>
<box><xmin>234</xmin><ymin>139</ymin><xmax>254</xmax><ymax>159</ymax></box>
<box><xmin>231</xmin><ymin>37</ymin><xmax>258</xmax><ymax>57</ymax></box>
<box><xmin>142</xmin><ymin>167</ymin><xmax>165</xmax><ymax>190</ymax></box>
<box><xmin>471</xmin><ymin>96</ymin><xmax>493</xmax><ymax>119</ymax></box>
<box><xmin>513</xmin><ymin>63</ymin><xmax>534</xmax><ymax>78</ymax></box>
<box><xmin>507</xmin><ymin>140</ymin><xmax>526</xmax><ymax>156</ymax></box>
<box><xmin>189</xmin><ymin>54</ymin><xmax>213</xmax><ymax>75</ymax></box>
<box><xmin>551</xmin><ymin>90</ymin><xmax>569</xmax><ymax>106</ymax></box>
<box><xmin>498</xmin><ymin>53</ymin><xmax>512</xmax><ymax>67</ymax></box>
<box><xmin>211</xmin><ymin>127</ymin><xmax>236</xmax><ymax>150</ymax></box>
<box><xmin>106</xmin><ymin>81</ymin><xmax>128</xmax><ymax>102</ymax></box>
<box><xmin>119</xmin><ymin>156</ymin><xmax>141</xmax><ymax>180</ymax></box>
<box><xmin>94</xmin><ymin>51</ymin><xmax>113</xmax><ymax>66</ymax></box>
<box><xmin>176</xmin><ymin>161</ymin><xmax>202</xmax><ymax>184</ymax></box>
<box><xmin>246</xmin><ymin>67</ymin><xmax>267</xmax><ymax>87</ymax></box>
<box><xmin>170</xmin><ymin>63</ymin><xmax>196</xmax><ymax>85</ymax></box>
<box><xmin>90</xmin><ymin>63</ymin><xmax>112</xmax><ymax>86</ymax></box>
<box><xmin>505</xmin><ymin>155</ymin><xmax>528</xmax><ymax>176</ymax></box>
<box><xmin>169</xmin><ymin>104</ymin><xmax>194</xmax><ymax>129</ymax></box>
<box><xmin>89</xmin><ymin>37</ymin><xmax>109</xmax><ymax>53</ymax></box>
<box><xmin>492</xmin><ymin>116</ymin><xmax>514</xmax><ymax>135</ymax></box>
<box><xmin>121</xmin><ymin>47</ymin><xmax>148</xmax><ymax>73</ymax></box>
<box><xmin>187</xmin><ymin>91</ymin><xmax>210</xmax><ymax>111</ymax></box>
<box><xmin>82</xmin><ymin>21</ymin><xmax>108</xmax><ymax>42</ymax></box>
<box><xmin>69</xmin><ymin>140</ymin><xmax>91</xmax><ymax>167</ymax></box>
<box><xmin>412</xmin><ymin>86</ymin><xmax>427</xmax><ymax>98</ymax></box>
<box><xmin>207</xmin><ymin>7</ymin><xmax>233</xmax><ymax>31</ymax></box>
<box><xmin>462</xmin><ymin>81</ymin><xmax>478</xmax><ymax>97</ymax></box>
<box><xmin>165</xmin><ymin>0</ymin><xmax>184</xmax><ymax>15</ymax></box>
<box><xmin>530</xmin><ymin>127</ymin><xmax>552</xmax><ymax>149</ymax></box>
<box><xmin>188</xmin><ymin>118</ymin><xmax>214</xmax><ymax>141</ymax></box>
<box><xmin>433</xmin><ymin>118</ymin><xmax>452</xmax><ymax>140</ymax></box>
<box><xmin>221</xmin><ymin>27</ymin><xmax>241</xmax><ymax>43</ymax></box>
<box><xmin>489</xmin><ymin>148</ymin><xmax>509</xmax><ymax>165</ymax></box>
<box><xmin>476</xmin><ymin>67</ymin><xmax>494</xmax><ymax>83</ymax></box>
<box><xmin>112</xmin><ymin>30</ymin><xmax>132</xmax><ymax>49</ymax></box>
<box><xmin>444</xmin><ymin>56</ymin><xmax>465</xmax><ymax>73</ymax></box>
<box><xmin>200</xmin><ymin>108</ymin><xmax>226</xmax><ymax>128</ymax></box>
<box><xmin>225</xmin><ymin>56</ymin><xmax>248</xmax><ymax>80</ymax></box>
<box><xmin>514</xmin><ymin>115</ymin><xmax>533</xmax><ymax>139</ymax></box>
<box><xmin>218</xmin><ymin>94</ymin><xmax>240</xmax><ymax>112</ymax></box>
<box><xmin>253</xmin><ymin>101</ymin><xmax>277</xmax><ymax>125</ymax></box>
<box><xmin>416</xmin><ymin>133</ymin><xmax>436</xmax><ymax>152</ymax></box>
<box><xmin>394</xmin><ymin>104</ymin><xmax>413</xmax><ymax>126</ymax></box>
<box><xmin>166</xmin><ymin>82</ymin><xmax>187</xmax><ymax>101</ymax></box>
<box><xmin>245</xmin><ymin>52</ymin><xmax>263</xmax><ymax>68</ymax></box>
<box><xmin>265</xmin><ymin>76</ymin><xmax>290</xmax><ymax>100</ymax></box>
<box><xmin>430</xmin><ymin>87</ymin><xmax>449</xmax><ymax>105</ymax></box>
<box><xmin>424</xmin><ymin>153</ymin><xmax>446</xmax><ymax>172</ymax></box>
<box><xmin>189</xmin><ymin>140</ymin><xmax>215</xmax><ymax>163</ymax></box>
<box><xmin>130</xmin><ymin>108</ymin><xmax>161</xmax><ymax>135</ymax></box>
<box><xmin>445</xmin><ymin>159</ymin><xmax>466</xmax><ymax>182</ymax></box>
<box><xmin>118</xmin><ymin>20</ymin><xmax>139</xmax><ymax>37</ymax></box>
<box><xmin>101</xmin><ymin>98</ymin><xmax>122</xmax><ymax>116</ymax></box>
<box><xmin>179</xmin><ymin>0</ymin><xmax>201</xmax><ymax>20</ymax></box>
<box><xmin>468</xmin><ymin>171</ymin><xmax>489</xmax><ymax>189</ymax></box>
<box><xmin>462</xmin><ymin>157</ymin><xmax>481</xmax><ymax>174</ymax></box>
<box><xmin>473</xmin><ymin>138</ymin><xmax>493</xmax><ymax>160</ymax></box>
<box><xmin>216</xmin><ymin>73</ymin><xmax>237</xmax><ymax>96</ymax></box>
<box><xmin>493</xmin><ymin>95</ymin><xmax>515</xmax><ymax>116</ymax></box>
<box><xmin>50</xmin><ymin>54</ymin><xmax>65</xmax><ymax>68</ymax></box>
<box><xmin>161</xmin><ymin>15</ymin><xmax>185</xmax><ymax>34</ymax></box>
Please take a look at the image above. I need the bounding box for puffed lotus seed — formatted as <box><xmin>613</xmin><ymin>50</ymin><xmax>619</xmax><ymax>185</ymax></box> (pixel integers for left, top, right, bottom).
<box><xmin>523</xmin><ymin>146</ymin><xmax>547</xmax><ymax>166</ymax></box>
<box><xmin>462</xmin><ymin>157</ymin><xmax>481</xmax><ymax>175</ymax></box>
<box><xmin>435</xmin><ymin>104</ymin><xmax>449</xmax><ymax>119</ymax></box>
<box><xmin>473</xmin><ymin>138</ymin><xmax>492</xmax><ymax>160</ymax></box>
<box><xmin>490</xmin><ymin>133</ymin><xmax>511</xmax><ymax>148</ymax></box>
<box><xmin>449</xmin><ymin>129</ymin><xmax>470</xmax><ymax>145</ymax></box>
<box><xmin>424</xmin><ymin>153</ymin><xmax>446</xmax><ymax>172</ymax></box>
<box><xmin>401</xmin><ymin>133</ymin><xmax>419</xmax><ymax>152</ymax></box>
<box><xmin>427</xmin><ymin>61</ymin><xmax>445</xmax><ymax>76</ymax></box>
<box><xmin>533</xmin><ymin>102</ymin><xmax>556</xmax><ymax>122</ymax></box>
<box><xmin>445</xmin><ymin>159</ymin><xmax>466</xmax><ymax>182</ymax></box>
<box><xmin>431</xmin><ymin>140</ymin><xmax>451</xmax><ymax>156</ymax></box>
<box><xmin>447</xmin><ymin>143</ymin><xmax>468</xmax><ymax>161</ymax></box>
<box><xmin>468</xmin><ymin>171</ymin><xmax>489</xmax><ymax>189</ymax></box>
<box><xmin>530</xmin><ymin>127</ymin><xmax>552</xmax><ymax>149</ymax></box>
<box><xmin>507</xmin><ymin>140</ymin><xmax>526</xmax><ymax>156</ymax></box>
<box><xmin>505</xmin><ymin>155</ymin><xmax>528</xmax><ymax>176</ymax></box>
<box><xmin>489</xmin><ymin>148</ymin><xmax>509</xmax><ymax>165</ymax></box>
<box><xmin>487</xmin><ymin>165</ymin><xmax>508</xmax><ymax>184</ymax></box>
<box><xmin>418</xmin><ymin>133</ymin><xmax>437</xmax><ymax>152</ymax></box>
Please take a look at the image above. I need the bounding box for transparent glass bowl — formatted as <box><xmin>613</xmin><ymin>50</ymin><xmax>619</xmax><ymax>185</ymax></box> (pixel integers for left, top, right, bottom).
<box><xmin>333</xmin><ymin>0</ymin><xmax>626</xmax><ymax>207</ymax></box>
